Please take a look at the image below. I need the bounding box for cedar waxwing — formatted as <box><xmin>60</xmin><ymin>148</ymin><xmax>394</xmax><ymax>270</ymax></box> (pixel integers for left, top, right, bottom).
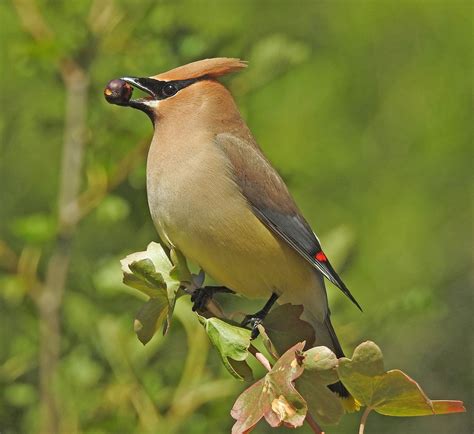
<box><xmin>105</xmin><ymin>58</ymin><xmax>361</xmax><ymax>396</ymax></box>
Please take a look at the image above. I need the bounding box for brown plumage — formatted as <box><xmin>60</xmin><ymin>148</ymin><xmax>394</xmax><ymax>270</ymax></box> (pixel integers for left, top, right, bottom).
<box><xmin>106</xmin><ymin>58</ymin><xmax>361</xmax><ymax>398</ymax></box>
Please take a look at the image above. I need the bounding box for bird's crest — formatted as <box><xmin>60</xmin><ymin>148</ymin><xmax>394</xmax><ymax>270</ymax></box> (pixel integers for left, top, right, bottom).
<box><xmin>152</xmin><ymin>58</ymin><xmax>247</xmax><ymax>81</ymax></box>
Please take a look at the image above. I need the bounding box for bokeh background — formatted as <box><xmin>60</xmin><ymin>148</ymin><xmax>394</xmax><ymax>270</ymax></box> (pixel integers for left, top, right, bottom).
<box><xmin>0</xmin><ymin>0</ymin><xmax>471</xmax><ymax>433</ymax></box>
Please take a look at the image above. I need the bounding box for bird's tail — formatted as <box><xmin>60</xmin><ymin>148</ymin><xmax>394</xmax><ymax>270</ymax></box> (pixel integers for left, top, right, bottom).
<box><xmin>301</xmin><ymin>308</ymin><xmax>353</xmax><ymax>401</ymax></box>
<box><xmin>321</xmin><ymin>315</ymin><xmax>350</xmax><ymax>397</ymax></box>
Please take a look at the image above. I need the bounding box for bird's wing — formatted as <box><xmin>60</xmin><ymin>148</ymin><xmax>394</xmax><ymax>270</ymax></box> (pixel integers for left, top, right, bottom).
<box><xmin>215</xmin><ymin>133</ymin><xmax>361</xmax><ymax>310</ymax></box>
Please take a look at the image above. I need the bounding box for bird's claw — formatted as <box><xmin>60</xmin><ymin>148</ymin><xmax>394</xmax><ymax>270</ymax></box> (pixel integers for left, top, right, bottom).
<box><xmin>241</xmin><ymin>314</ymin><xmax>264</xmax><ymax>339</ymax></box>
<box><xmin>191</xmin><ymin>286</ymin><xmax>235</xmax><ymax>312</ymax></box>
<box><xmin>191</xmin><ymin>288</ymin><xmax>212</xmax><ymax>312</ymax></box>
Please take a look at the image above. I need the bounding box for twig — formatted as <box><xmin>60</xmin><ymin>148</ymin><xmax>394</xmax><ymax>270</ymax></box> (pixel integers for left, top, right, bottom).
<box><xmin>17</xmin><ymin>246</ymin><xmax>42</xmax><ymax>299</ymax></box>
<box><xmin>12</xmin><ymin>0</ymin><xmax>54</xmax><ymax>43</ymax></box>
<box><xmin>359</xmin><ymin>407</ymin><xmax>372</xmax><ymax>434</ymax></box>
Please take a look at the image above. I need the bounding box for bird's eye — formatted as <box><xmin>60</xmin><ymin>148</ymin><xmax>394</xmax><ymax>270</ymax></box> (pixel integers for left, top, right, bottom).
<box><xmin>162</xmin><ymin>83</ymin><xmax>178</xmax><ymax>98</ymax></box>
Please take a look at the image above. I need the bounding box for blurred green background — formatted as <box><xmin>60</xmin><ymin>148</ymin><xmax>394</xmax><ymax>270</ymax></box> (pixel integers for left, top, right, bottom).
<box><xmin>0</xmin><ymin>0</ymin><xmax>471</xmax><ymax>433</ymax></box>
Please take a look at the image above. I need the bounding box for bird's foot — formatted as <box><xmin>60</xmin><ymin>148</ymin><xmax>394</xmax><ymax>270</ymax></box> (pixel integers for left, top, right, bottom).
<box><xmin>191</xmin><ymin>287</ymin><xmax>213</xmax><ymax>312</ymax></box>
<box><xmin>241</xmin><ymin>293</ymin><xmax>279</xmax><ymax>339</ymax></box>
<box><xmin>241</xmin><ymin>313</ymin><xmax>266</xmax><ymax>339</ymax></box>
<box><xmin>191</xmin><ymin>286</ymin><xmax>235</xmax><ymax>312</ymax></box>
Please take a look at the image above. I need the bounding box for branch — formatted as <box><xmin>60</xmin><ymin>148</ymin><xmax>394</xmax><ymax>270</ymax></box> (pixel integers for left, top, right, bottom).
<box><xmin>12</xmin><ymin>0</ymin><xmax>54</xmax><ymax>43</ymax></box>
<box><xmin>56</xmin><ymin>65</ymin><xmax>89</xmax><ymax>232</ymax></box>
<box><xmin>12</xmin><ymin>4</ymin><xmax>92</xmax><ymax>433</ymax></box>
<box><xmin>35</xmin><ymin>59</ymin><xmax>89</xmax><ymax>434</ymax></box>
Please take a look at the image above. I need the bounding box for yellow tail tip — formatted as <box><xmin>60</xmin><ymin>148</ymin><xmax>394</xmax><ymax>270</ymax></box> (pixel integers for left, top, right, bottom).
<box><xmin>341</xmin><ymin>395</ymin><xmax>361</xmax><ymax>413</ymax></box>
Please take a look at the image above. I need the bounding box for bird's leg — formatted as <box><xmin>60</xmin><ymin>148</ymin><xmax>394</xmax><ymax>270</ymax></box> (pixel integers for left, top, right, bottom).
<box><xmin>191</xmin><ymin>286</ymin><xmax>235</xmax><ymax>312</ymax></box>
<box><xmin>242</xmin><ymin>292</ymin><xmax>279</xmax><ymax>339</ymax></box>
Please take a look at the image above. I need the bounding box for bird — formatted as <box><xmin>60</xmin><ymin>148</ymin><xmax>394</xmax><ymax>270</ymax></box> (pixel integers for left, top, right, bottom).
<box><xmin>104</xmin><ymin>58</ymin><xmax>361</xmax><ymax>397</ymax></box>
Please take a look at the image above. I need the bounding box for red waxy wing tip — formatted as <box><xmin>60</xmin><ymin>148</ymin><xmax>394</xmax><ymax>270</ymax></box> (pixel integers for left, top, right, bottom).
<box><xmin>315</xmin><ymin>251</ymin><xmax>327</xmax><ymax>262</ymax></box>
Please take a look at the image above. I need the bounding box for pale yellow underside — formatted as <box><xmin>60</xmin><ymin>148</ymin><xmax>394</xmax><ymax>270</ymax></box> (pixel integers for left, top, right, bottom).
<box><xmin>147</xmin><ymin>133</ymin><xmax>328</xmax><ymax>322</ymax></box>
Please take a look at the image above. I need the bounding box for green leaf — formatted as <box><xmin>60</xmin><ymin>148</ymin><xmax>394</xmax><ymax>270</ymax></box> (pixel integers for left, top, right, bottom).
<box><xmin>121</xmin><ymin>242</ymin><xmax>188</xmax><ymax>342</ymax></box>
<box><xmin>129</xmin><ymin>259</ymin><xmax>166</xmax><ymax>289</ymax></box>
<box><xmin>121</xmin><ymin>243</ymin><xmax>175</xmax><ymax>298</ymax></box>
<box><xmin>262</xmin><ymin>304</ymin><xmax>315</xmax><ymax>355</ymax></box>
<box><xmin>338</xmin><ymin>341</ymin><xmax>466</xmax><ymax>417</ymax></box>
<box><xmin>134</xmin><ymin>296</ymin><xmax>169</xmax><ymax>345</ymax></box>
<box><xmin>231</xmin><ymin>342</ymin><xmax>307</xmax><ymax>434</ymax></box>
<box><xmin>228</xmin><ymin>359</ymin><xmax>254</xmax><ymax>382</ymax></box>
<box><xmin>198</xmin><ymin>316</ymin><xmax>252</xmax><ymax>380</ymax></box>
<box><xmin>122</xmin><ymin>272</ymin><xmax>164</xmax><ymax>298</ymax></box>
<box><xmin>121</xmin><ymin>242</ymin><xmax>174</xmax><ymax>282</ymax></box>
<box><xmin>296</xmin><ymin>346</ymin><xmax>344</xmax><ymax>425</ymax></box>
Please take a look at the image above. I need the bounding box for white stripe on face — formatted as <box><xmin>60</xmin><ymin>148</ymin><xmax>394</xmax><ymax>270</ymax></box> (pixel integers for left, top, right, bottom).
<box><xmin>141</xmin><ymin>99</ymin><xmax>160</xmax><ymax>108</ymax></box>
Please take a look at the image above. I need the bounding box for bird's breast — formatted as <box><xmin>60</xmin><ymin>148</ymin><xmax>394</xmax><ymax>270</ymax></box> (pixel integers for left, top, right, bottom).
<box><xmin>145</xmin><ymin>135</ymin><xmax>324</xmax><ymax>312</ymax></box>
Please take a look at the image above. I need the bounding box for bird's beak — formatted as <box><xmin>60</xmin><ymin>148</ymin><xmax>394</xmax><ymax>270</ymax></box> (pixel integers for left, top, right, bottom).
<box><xmin>120</xmin><ymin>76</ymin><xmax>160</xmax><ymax>111</ymax></box>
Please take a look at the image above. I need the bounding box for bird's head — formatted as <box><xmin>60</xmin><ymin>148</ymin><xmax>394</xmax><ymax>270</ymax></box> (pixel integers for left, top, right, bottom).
<box><xmin>104</xmin><ymin>58</ymin><xmax>247</xmax><ymax>124</ymax></box>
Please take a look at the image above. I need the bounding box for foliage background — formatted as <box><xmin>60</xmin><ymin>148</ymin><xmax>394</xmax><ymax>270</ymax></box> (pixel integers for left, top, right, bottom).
<box><xmin>0</xmin><ymin>0</ymin><xmax>471</xmax><ymax>433</ymax></box>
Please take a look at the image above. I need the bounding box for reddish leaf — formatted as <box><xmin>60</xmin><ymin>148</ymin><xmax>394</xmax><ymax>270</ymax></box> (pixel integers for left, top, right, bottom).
<box><xmin>231</xmin><ymin>343</ymin><xmax>307</xmax><ymax>434</ymax></box>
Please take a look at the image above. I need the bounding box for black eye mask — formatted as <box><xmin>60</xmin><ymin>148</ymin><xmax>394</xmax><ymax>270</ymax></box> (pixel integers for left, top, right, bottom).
<box><xmin>126</xmin><ymin>76</ymin><xmax>204</xmax><ymax>100</ymax></box>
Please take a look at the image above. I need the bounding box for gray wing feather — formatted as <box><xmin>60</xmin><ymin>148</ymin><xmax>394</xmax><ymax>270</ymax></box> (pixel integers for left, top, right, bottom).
<box><xmin>215</xmin><ymin>133</ymin><xmax>361</xmax><ymax>310</ymax></box>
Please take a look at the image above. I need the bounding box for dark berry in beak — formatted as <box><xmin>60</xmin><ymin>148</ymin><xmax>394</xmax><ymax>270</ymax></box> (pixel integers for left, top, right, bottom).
<box><xmin>104</xmin><ymin>79</ymin><xmax>133</xmax><ymax>105</ymax></box>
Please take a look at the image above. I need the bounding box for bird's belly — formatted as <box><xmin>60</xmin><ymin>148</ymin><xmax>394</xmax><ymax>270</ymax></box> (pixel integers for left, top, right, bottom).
<box><xmin>146</xmin><ymin>142</ymin><xmax>326</xmax><ymax>320</ymax></box>
<box><xmin>149</xmin><ymin>177</ymin><xmax>313</xmax><ymax>300</ymax></box>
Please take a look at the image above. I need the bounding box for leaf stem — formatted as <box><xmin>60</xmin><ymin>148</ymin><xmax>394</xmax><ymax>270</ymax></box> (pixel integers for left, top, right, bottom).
<box><xmin>359</xmin><ymin>406</ymin><xmax>372</xmax><ymax>434</ymax></box>
<box><xmin>306</xmin><ymin>413</ymin><xmax>324</xmax><ymax>434</ymax></box>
